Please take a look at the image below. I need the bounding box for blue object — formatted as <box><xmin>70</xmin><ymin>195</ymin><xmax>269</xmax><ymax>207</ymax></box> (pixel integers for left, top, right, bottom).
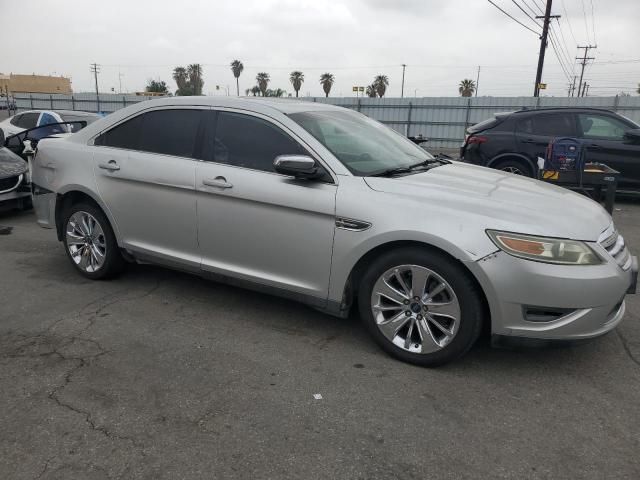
<box><xmin>545</xmin><ymin>137</ymin><xmax>584</xmax><ymax>172</ymax></box>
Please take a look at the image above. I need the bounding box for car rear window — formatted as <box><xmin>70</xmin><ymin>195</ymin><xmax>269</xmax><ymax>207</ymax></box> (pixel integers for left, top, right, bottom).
<box><xmin>60</xmin><ymin>113</ymin><xmax>100</xmax><ymax>125</ymax></box>
<box><xmin>468</xmin><ymin>117</ymin><xmax>500</xmax><ymax>134</ymax></box>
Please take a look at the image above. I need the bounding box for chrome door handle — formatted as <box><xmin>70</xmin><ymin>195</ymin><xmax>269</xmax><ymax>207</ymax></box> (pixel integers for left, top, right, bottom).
<box><xmin>203</xmin><ymin>177</ymin><xmax>233</xmax><ymax>189</ymax></box>
<box><xmin>99</xmin><ymin>160</ymin><xmax>120</xmax><ymax>171</ymax></box>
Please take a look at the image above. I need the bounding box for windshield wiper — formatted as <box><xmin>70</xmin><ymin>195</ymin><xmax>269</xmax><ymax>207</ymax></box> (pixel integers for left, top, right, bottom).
<box><xmin>369</xmin><ymin>157</ymin><xmax>449</xmax><ymax>177</ymax></box>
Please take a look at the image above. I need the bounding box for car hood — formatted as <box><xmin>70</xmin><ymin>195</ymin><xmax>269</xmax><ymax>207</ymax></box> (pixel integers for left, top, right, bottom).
<box><xmin>364</xmin><ymin>161</ymin><xmax>611</xmax><ymax>241</ymax></box>
<box><xmin>0</xmin><ymin>147</ymin><xmax>27</xmax><ymax>180</ymax></box>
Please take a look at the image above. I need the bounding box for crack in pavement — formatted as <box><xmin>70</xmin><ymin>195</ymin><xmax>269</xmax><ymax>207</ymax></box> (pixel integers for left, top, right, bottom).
<box><xmin>2</xmin><ymin>280</ymin><xmax>163</xmax><ymax>478</ymax></box>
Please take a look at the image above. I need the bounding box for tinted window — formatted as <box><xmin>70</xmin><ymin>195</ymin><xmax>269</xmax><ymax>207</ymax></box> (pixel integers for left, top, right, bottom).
<box><xmin>139</xmin><ymin>109</ymin><xmax>202</xmax><ymax>158</ymax></box>
<box><xmin>213</xmin><ymin>112</ymin><xmax>306</xmax><ymax>172</ymax></box>
<box><xmin>61</xmin><ymin>113</ymin><xmax>100</xmax><ymax>125</ymax></box>
<box><xmin>96</xmin><ymin>114</ymin><xmax>143</xmax><ymax>149</ymax></box>
<box><xmin>17</xmin><ymin>112</ymin><xmax>40</xmax><ymax>129</ymax></box>
<box><xmin>578</xmin><ymin>114</ymin><xmax>628</xmax><ymax>140</ymax></box>
<box><xmin>39</xmin><ymin>113</ymin><xmax>58</xmax><ymax>126</ymax></box>
<box><xmin>9</xmin><ymin>114</ymin><xmax>22</xmax><ymax>126</ymax></box>
<box><xmin>530</xmin><ymin>113</ymin><xmax>575</xmax><ymax>136</ymax></box>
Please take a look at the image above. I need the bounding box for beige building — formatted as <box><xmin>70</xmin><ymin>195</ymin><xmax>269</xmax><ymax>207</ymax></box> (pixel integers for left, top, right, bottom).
<box><xmin>0</xmin><ymin>73</ymin><xmax>72</xmax><ymax>94</ymax></box>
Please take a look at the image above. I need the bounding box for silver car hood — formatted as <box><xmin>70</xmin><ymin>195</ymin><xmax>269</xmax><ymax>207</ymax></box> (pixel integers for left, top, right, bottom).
<box><xmin>364</xmin><ymin>162</ymin><xmax>611</xmax><ymax>241</ymax></box>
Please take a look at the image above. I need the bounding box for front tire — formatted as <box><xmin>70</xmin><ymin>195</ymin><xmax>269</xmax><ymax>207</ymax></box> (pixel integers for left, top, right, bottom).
<box><xmin>358</xmin><ymin>248</ymin><xmax>484</xmax><ymax>367</ymax></box>
<box><xmin>62</xmin><ymin>202</ymin><xmax>124</xmax><ymax>279</ymax></box>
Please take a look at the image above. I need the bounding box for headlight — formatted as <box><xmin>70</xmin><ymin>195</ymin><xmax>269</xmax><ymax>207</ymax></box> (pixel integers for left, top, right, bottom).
<box><xmin>486</xmin><ymin>230</ymin><xmax>602</xmax><ymax>265</ymax></box>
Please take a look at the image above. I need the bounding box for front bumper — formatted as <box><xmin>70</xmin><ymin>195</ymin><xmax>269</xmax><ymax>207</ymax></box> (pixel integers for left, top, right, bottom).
<box><xmin>467</xmin><ymin>249</ymin><xmax>636</xmax><ymax>341</ymax></box>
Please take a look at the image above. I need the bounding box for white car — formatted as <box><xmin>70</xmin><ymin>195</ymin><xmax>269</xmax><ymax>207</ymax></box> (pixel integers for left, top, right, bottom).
<box><xmin>0</xmin><ymin>109</ymin><xmax>101</xmax><ymax>138</ymax></box>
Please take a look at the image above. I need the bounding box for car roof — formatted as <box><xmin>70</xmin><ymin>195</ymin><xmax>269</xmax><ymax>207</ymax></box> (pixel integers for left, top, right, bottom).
<box><xmin>122</xmin><ymin>96</ymin><xmax>345</xmax><ymax>114</ymax></box>
<box><xmin>511</xmin><ymin>107</ymin><xmax>619</xmax><ymax>115</ymax></box>
<box><xmin>15</xmin><ymin>109</ymin><xmax>101</xmax><ymax>117</ymax></box>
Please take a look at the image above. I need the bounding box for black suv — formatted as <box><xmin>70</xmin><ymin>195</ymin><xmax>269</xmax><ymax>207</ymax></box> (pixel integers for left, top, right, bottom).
<box><xmin>461</xmin><ymin>107</ymin><xmax>640</xmax><ymax>191</ymax></box>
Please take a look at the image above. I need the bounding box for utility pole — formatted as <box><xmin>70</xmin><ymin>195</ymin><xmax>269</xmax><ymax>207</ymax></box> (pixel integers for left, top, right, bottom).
<box><xmin>118</xmin><ymin>71</ymin><xmax>124</xmax><ymax>94</ymax></box>
<box><xmin>475</xmin><ymin>65</ymin><xmax>481</xmax><ymax>97</ymax></box>
<box><xmin>401</xmin><ymin>64</ymin><xmax>406</xmax><ymax>98</ymax></box>
<box><xmin>570</xmin><ymin>76</ymin><xmax>577</xmax><ymax>97</ymax></box>
<box><xmin>576</xmin><ymin>45</ymin><xmax>596</xmax><ymax>97</ymax></box>
<box><xmin>90</xmin><ymin>63</ymin><xmax>100</xmax><ymax>96</ymax></box>
<box><xmin>533</xmin><ymin>0</ymin><xmax>560</xmax><ymax>97</ymax></box>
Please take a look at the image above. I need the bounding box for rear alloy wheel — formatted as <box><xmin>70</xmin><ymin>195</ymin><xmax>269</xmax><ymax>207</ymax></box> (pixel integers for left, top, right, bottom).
<box><xmin>358</xmin><ymin>248</ymin><xmax>484</xmax><ymax>366</ymax></box>
<box><xmin>494</xmin><ymin>159</ymin><xmax>533</xmax><ymax>177</ymax></box>
<box><xmin>63</xmin><ymin>203</ymin><xmax>124</xmax><ymax>279</ymax></box>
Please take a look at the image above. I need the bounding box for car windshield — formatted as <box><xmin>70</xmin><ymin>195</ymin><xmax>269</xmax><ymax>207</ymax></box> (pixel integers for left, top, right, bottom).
<box><xmin>289</xmin><ymin>110</ymin><xmax>434</xmax><ymax>176</ymax></box>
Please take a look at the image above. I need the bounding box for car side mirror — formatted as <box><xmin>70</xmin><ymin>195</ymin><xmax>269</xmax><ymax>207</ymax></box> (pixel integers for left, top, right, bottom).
<box><xmin>273</xmin><ymin>155</ymin><xmax>319</xmax><ymax>179</ymax></box>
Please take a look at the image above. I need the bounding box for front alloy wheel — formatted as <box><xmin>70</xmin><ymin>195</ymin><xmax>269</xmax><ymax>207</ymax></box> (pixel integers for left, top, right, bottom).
<box><xmin>371</xmin><ymin>265</ymin><xmax>461</xmax><ymax>354</ymax></box>
<box><xmin>358</xmin><ymin>248</ymin><xmax>484</xmax><ymax>366</ymax></box>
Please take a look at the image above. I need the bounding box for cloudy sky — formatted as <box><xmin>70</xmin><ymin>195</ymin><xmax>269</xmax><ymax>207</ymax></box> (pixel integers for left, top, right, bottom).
<box><xmin>2</xmin><ymin>0</ymin><xmax>639</xmax><ymax>98</ymax></box>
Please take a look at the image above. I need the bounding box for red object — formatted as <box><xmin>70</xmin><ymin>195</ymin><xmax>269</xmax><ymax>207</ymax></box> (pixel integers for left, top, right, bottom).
<box><xmin>466</xmin><ymin>135</ymin><xmax>488</xmax><ymax>144</ymax></box>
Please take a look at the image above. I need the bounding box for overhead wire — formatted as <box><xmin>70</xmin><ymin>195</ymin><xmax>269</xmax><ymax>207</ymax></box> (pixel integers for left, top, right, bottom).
<box><xmin>486</xmin><ymin>0</ymin><xmax>541</xmax><ymax>35</ymax></box>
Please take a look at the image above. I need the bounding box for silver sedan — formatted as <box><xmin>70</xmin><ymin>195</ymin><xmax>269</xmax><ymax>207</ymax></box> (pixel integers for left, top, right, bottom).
<box><xmin>30</xmin><ymin>97</ymin><xmax>637</xmax><ymax>365</ymax></box>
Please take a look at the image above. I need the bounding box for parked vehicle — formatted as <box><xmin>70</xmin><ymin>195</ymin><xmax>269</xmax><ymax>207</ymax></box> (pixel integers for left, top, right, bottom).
<box><xmin>0</xmin><ymin>121</ymin><xmax>93</xmax><ymax>211</ymax></box>
<box><xmin>0</xmin><ymin>145</ymin><xmax>30</xmax><ymax>211</ymax></box>
<box><xmin>0</xmin><ymin>109</ymin><xmax>101</xmax><ymax>138</ymax></box>
<box><xmin>460</xmin><ymin>107</ymin><xmax>640</xmax><ymax>191</ymax></box>
<box><xmin>28</xmin><ymin>98</ymin><xmax>637</xmax><ymax>366</ymax></box>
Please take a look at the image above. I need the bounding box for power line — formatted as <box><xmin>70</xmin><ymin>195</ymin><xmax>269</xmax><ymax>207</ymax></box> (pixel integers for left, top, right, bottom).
<box><xmin>589</xmin><ymin>0</ymin><xmax>597</xmax><ymax>44</ymax></box>
<box><xmin>580</xmin><ymin>0</ymin><xmax>591</xmax><ymax>43</ymax></box>
<box><xmin>487</xmin><ymin>0</ymin><xmax>541</xmax><ymax>35</ymax></box>
<box><xmin>549</xmin><ymin>23</ymin><xmax>575</xmax><ymax>75</ymax></box>
<box><xmin>560</xmin><ymin>0</ymin><xmax>577</xmax><ymax>45</ymax></box>
<box><xmin>553</xmin><ymin>18</ymin><xmax>575</xmax><ymax>73</ymax></box>
<box><xmin>511</xmin><ymin>0</ymin><xmax>541</xmax><ymax>26</ymax></box>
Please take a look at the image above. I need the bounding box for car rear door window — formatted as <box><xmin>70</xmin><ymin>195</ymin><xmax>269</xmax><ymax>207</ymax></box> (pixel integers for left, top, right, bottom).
<box><xmin>578</xmin><ymin>114</ymin><xmax>628</xmax><ymax>140</ymax></box>
<box><xmin>9</xmin><ymin>114</ymin><xmax>22</xmax><ymax>126</ymax></box>
<box><xmin>138</xmin><ymin>109</ymin><xmax>203</xmax><ymax>158</ymax></box>
<box><xmin>16</xmin><ymin>112</ymin><xmax>40</xmax><ymax>129</ymax></box>
<box><xmin>530</xmin><ymin>113</ymin><xmax>576</xmax><ymax>136</ymax></box>
<box><xmin>213</xmin><ymin>112</ymin><xmax>306</xmax><ymax>172</ymax></box>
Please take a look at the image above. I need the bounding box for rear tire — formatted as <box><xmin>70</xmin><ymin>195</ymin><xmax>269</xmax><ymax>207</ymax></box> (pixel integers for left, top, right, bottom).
<box><xmin>62</xmin><ymin>202</ymin><xmax>124</xmax><ymax>280</ymax></box>
<box><xmin>358</xmin><ymin>247</ymin><xmax>484</xmax><ymax>367</ymax></box>
<box><xmin>493</xmin><ymin>158</ymin><xmax>533</xmax><ymax>177</ymax></box>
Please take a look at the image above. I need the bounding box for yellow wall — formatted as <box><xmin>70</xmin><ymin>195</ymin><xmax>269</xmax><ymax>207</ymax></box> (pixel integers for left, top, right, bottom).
<box><xmin>0</xmin><ymin>74</ymin><xmax>72</xmax><ymax>94</ymax></box>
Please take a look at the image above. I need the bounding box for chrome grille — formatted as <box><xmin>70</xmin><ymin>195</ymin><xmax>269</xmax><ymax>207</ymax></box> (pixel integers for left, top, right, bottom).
<box><xmin>0</xmin><ymin>174</ymin><xmax>23</xmax><ymax>194</ymax></box>
<box><xmin>599</xmin><ymin>228</ymin><xmax>632</xmax><ymax>271</ymax></box>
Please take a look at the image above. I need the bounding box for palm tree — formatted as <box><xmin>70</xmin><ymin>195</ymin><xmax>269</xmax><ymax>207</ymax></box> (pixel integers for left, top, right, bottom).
<box><xmin>172</xmin><ymin>67</ymin><xmax>188</xmax><ymax>95</ymax></box>
<box><xmin>373</xmin><ymin>75</ymin><xmax>389</xmax><ymax>98</ymax></box>
<box><xmin>187</xmin><ymin>64</ymin><xmax>204</xmax><ymax>95</ymax></box>
<box><xmin>231</xmin><ymin>60</ymin><xmax>244</xmax><ymax>96</ymax></box>
<box><xmin>459</xmin><ymin>79</ymin><xmax>476</xmax><ymax>97</ymax></box>
<box><xmin>289</xmin><ymin>71</ymin><xmax>304</xmax><ymax>97</ymax></box>
<box><xmin>319</xmin><ymin>73</ymin><xmax>335</xmax><ymax>97</ymax></box>
<box><xmin>256</xmin><ymin>73</ymin><xmax>270</xmax><ymax>96</ymax></box>
<box><xmin>250</xmin><ymin>86</ymin><xmax>260</xmax><ymax>96</ymax></box>
<box><xmin>365</xmin><ymin>84</ymin><xmax>377</xmax><ymax>98</ymax></box>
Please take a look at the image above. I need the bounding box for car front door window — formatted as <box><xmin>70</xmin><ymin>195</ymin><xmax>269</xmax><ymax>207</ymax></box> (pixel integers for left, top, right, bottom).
<box><xmin>213</xmin><ymin>112</ymin><xmax>307</xmax><ymax>172</ymax></box>
<box><xmin>578</xmin><ymin>114</ymin><xmax>628</xmax><ymax>140</ymax></box>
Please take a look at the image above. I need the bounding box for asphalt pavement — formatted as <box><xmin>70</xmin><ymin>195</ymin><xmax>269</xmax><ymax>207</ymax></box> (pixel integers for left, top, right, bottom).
<box><xmin>1</xmin><ymin>199</ymin><xmax>639</xmax><ymax>479</ymax></box>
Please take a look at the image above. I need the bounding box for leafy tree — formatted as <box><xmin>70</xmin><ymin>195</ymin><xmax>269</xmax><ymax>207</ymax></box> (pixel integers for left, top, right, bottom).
<box><xmin>145</xmin><ymin>79</ymin><xmax>169</xmax><ymax>94</ymax></box>
<box><xmin>249</xmin><ymin>86</ymin><xmax>261</xmax><ymax>96</ymax></box>
<box><xmin>373</xmin><ymin>75</ymin><xmax>389</xmax><ymax>98</ymax></box>
<box><xmin>366</xmin><ymin>84</ymin><xmax>377</xmax><ymax>98</ymax></box>
<box><xmin>459</xmin><ymin>79</ymin><xmax>476</xmax><ymax>97</ymax></box>
<box><xmin>256</xmin><ymin>72</ymin><xmax>270</xmax><ymax>96</ymax></box>
<box><xmin>265</xmin><ymin>88</ymin><xmax>286</xmax><ymax>97</ymax></box>
<box><xmin>172</xmin><ymin>67</ymin><xmax>188</xmax><ymax>95</ymax></box>
<box><xmin>188</xmin><ymin>64</ymin><xmax>204</xmax><ymax>95</ymax></box>
<box><xmin>231</xmin><ymin>60</ymin><xmax>244</xmax><ymax>96</ymax></box>
<box><xmin>289</xmin><ymin>71</ymin><xmax>304</xmax><ymax>97</ymax></box>
<box><xmin>319</xmin><ymin>73</ymin><xmax>335</xmax><ymax>97</ymax></box>
<box><xmin>173</xmin><ymin>64</ymin><xmax>204</xmax><ymax>96</ymax></box>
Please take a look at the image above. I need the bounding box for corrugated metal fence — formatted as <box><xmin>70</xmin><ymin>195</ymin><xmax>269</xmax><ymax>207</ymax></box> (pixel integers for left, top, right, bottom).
<box><xmin>14</xmin><ymin>92</ymin><xmax>640</xmax><ymax>148</ymax></box>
